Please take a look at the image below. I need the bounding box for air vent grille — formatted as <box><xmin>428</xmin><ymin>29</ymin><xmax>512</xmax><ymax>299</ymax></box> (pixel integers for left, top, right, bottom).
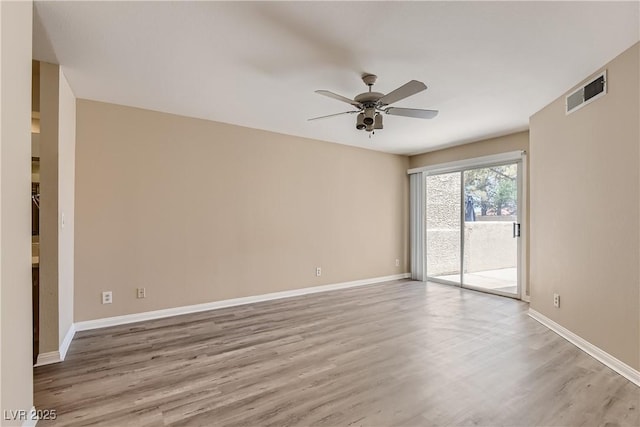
<box><xmin>566</xmin><ymin>71</ymin><xmax>607</xmax><ymax>114</ymax></box>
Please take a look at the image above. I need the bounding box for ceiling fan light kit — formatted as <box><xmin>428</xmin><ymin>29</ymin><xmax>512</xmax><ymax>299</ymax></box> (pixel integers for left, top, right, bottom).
<box><xmin>363</xmin><ymin>107</ymin><xmax>376</xmax><ymax>126</ymax></box>
<box><xmin>374</xmin><ymin>114</ymin><xmax>383</xmax><ymax>130</ymax></box>
<box><xmin>309</xmin><ymin>74</ymin><xmax>438</xmax><ymax>136</ymax></box>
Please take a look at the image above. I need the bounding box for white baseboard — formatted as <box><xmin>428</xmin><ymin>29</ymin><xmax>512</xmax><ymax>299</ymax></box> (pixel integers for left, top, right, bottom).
<box><xmin>75</xmin><ymin>273</ymin><xmax>412</xmax><ymax>332</ymax></box>
<box><xmin>22</xmin><ymin>406</ymin><xmax>38</xmax><ymax>427</ymax></box>
<box><xmin>528</xmin><ymin>308</ymin><xmax>640</xmax><ymax>386</ymax></box>
<box><xmin>34</xmin><ymin>325</ymin><xmax>76</xmax><ymax>367</ymax></box>
<box><xmin>59</xmin><ymin>324</ymin><xmax>76</xmax><ymax>360</ymax></box>
<box><xmin>34</xmin><ymin>351</ymin><xmax>61</xmax><ymax>367</ymax></box>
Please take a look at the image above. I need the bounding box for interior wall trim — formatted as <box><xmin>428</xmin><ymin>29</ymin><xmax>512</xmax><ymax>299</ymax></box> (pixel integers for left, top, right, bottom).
<box><xmin>407</xmin><ymin>150</ymin><xmax>525</xmax><ymax>175</ymax></box>
<box><xmin>34</xmin><ymin>351</ymin><xmax>61</xmax><ymax>367</ymax></box>
<box><xmin>21</xmin><ymin>406</ymin><xmax>38</xmax><ymax>427</ymax></box>
<box><xmin>528</xmin><ymin>308</ymin><xmax>640</xmax><ymax>387</ymax></box>
<box><xmin>59</xmin><ymin>324</ymin><xmax>76</xmax><ymax>360</ymax></box>
<box><xmin>34</xmin><ymin>325</ymin><xmax>76</xmax><ymax>367</ymax></box>
<box><xmin>75</xmin><ymin>273</ymin><xmax>412</xmax><ymax>332</ymax></box>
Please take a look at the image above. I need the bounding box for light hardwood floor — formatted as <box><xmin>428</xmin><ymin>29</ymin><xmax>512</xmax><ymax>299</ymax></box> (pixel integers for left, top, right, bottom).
<box><xmin>34</xmin><ymin>280</ymin><xmax>639</xmax><ymax>426</ymax></box>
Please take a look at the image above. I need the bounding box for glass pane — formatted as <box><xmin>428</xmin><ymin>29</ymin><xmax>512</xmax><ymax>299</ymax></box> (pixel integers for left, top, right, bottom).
<box><xmin>426</xmin><ymin>172</ymin><xmax>461</xmax><ymax>284</ymax></box>
<box><xmin>463</xmin><ymin>164</ymin><xmax>518</xmax><ymax>294</ymax></box>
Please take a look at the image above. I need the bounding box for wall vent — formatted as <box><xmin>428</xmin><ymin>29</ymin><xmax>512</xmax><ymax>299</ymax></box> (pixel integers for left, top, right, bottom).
<box><xmin>566</xmin><ymin>70</ymin><xmax>607</xmax><ymax>114</ymax></box>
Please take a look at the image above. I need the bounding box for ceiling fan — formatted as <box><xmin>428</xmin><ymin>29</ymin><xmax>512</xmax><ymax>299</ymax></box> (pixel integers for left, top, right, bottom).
<box><xmin>309</xmin><ymin>74</ymin><xmax>438</xmax><ymax>134</ymax></box>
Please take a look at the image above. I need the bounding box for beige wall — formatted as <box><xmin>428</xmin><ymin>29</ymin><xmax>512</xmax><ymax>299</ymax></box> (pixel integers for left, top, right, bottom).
<box><xmin>0</xmin><ymin>0</ymin><xmax>34</xmax><ymax>423</ymax></box>
<box><xmin>409</xmin><ymin>131</ymin><xmax>529</xmax><ymax>169</ymax></box>
<box><xmin>529</xmin><ymin>43</ymin><xmax>639</xmax><ymax>370</ymax></box>
<box><xmin>75</xmin><ymin>100</ymin><xmax>409</xmax><ymax>321</ymax></box>
<box><xmin>39</xmin><ymin>62</ymin><xmax>59</xmax><ymax>353</ymax></box>
<box><xmin>58</xmin><ymin>70</ymin><xmax>75</xmax><ymax>348</ymax></box>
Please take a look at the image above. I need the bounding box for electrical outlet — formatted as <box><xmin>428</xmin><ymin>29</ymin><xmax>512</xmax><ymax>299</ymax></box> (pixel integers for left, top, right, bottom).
<box><xmin>102</xmin><ymin>291</ymin><xmax>112</xmax><ymax>304</ymax></box>
<box><xmin>553</xmin><ymin>293</ymin><xmax>560</xmax><ymax>308</ymax></box>
<box><xmin>316</xmin><ymin>267</ymin><xmax>322</xmax><ymax>277</ymax></box>
<box><xmin>395</xmin><ymin>259</ymin><xmax>400</xmax><ymax>267</ymax></box>
<box><xmin>137</xmin><ymin>287</ymin><xmax>146</xmax><ymax>299</ymax></box>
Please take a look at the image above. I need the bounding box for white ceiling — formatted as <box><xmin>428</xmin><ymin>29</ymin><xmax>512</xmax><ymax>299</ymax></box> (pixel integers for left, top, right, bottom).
<box><xmin>33</xmin><ymin>1</ymin><xmax>639</xmax><ymax>155</ymax></box>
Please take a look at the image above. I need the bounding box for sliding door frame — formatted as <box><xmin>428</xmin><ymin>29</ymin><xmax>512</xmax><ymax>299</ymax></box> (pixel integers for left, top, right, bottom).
<box><xmin>409</xmin><ymin>151</ymin><xmax>528</xmax><ymax>300</ymax></box>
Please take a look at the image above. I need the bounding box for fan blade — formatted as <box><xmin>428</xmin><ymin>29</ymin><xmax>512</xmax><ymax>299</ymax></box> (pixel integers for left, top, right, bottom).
<box><xmin>315</xmin><ymin>90</ymin><xmax>361</xmax><ymax>107</ymax></box>
<box><xmin>385</xmin><ymin>107</ymin><xmax>439</xmax><ymax>119</ymax></box>
<box><xmin>308</xmin><ymin>111</ymin><xmax>358</xmax><ymax>121</ymax></box>
<box><xmin>378</xmin><ymin>80</ymin><xmax>427</xmax><ymax>106</ymax></box>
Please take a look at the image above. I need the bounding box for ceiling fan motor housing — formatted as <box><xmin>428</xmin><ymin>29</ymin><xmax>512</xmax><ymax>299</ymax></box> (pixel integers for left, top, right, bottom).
<box><xmin>354</xmin><ymin>92</ymin><xmax>384</xmax><ymax>104</ymax></box>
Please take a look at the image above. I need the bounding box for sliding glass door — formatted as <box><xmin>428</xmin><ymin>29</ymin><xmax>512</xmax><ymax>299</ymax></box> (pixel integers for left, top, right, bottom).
<box><xmin>425</xmin><ymin>161</ymin><xmax>521</xmax><ymax>298</ymax></box>
<box><xmin>462</xmin><ymin>164</ymin><xmax>519</xmax><ymax>296</ymax></box>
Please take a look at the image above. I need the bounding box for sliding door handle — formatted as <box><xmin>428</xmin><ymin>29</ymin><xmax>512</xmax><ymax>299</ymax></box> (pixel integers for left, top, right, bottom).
<box><xmin>512</xmin><ymin>222</ymin><xmax>521</xmax><ymax>238</ymax></box>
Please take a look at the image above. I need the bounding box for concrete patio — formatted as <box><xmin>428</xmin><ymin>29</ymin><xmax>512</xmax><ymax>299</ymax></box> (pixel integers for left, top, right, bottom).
<box><xmin>432</xmin><ymin>267</ymin><xmax>518</xmax><ymax>295</ymax></box>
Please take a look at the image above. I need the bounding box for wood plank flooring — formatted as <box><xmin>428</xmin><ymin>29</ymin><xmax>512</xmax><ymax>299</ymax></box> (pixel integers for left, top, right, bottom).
<box><xmin>34</xmin><ymin>280</ymin><xmax>639</xmax><ymax>426</ymax></box>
